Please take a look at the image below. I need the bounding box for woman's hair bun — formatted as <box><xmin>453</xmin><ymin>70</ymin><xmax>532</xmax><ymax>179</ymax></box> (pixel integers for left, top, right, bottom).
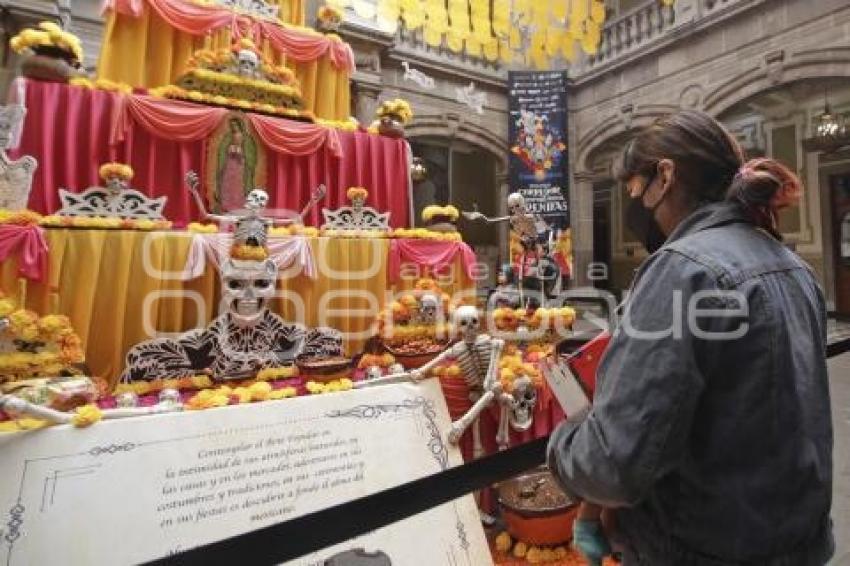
<box><xmin>727</xmin><ymin>158</ymin><xmax>802</xmax><ymax>236</ymax></box>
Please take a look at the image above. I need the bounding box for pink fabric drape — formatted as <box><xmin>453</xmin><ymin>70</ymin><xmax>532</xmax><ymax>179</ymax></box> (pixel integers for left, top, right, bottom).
<box><xmin>388</xmin><ymin>239</ymin><xmax>477</xmax><ymax>282</ymax></box>
<box><xmin>102</xmin><ymin>0</ymin><xmax>355</xmax><ymax>72</ymax></box>
<box><xmin>182</xmin><ymin>233</ymin><xmax>316</xmax><ymax>279</ymax></box>
<box><xmin>0</xmin><ymin>224</ymin><xmax>49</xmax><ymax>281</ymax></box>
<box><xmin>248</xmin><ymin>114</ymin><xmax>341</xmax><ymax>158</ymax></box>
<box><xmin>112</xmin><ymin>95</ymin><xmax>228</xmax><ymax>145</ymax></box>
<box><xmin>12</xmin><ymin>80</ymin><xmax>410</xmax><ymax>228</ymax></box>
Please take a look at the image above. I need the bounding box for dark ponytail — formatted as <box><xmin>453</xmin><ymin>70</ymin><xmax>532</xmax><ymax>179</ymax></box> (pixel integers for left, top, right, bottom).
<box><xmin>726</xmin><ymin>158</ymin><xmax>802</xmax><ymax>239</ymax></box>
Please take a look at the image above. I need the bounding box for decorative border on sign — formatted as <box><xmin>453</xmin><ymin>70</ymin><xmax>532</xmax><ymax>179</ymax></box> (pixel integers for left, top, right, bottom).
<box><xmin>326</xmin><ymin>397</ymin><xmax>449</xmax><ymax>471</ymax></box>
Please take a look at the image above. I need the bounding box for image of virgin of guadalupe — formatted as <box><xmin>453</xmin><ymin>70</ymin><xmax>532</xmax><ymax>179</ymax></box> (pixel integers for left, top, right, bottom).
<box><xmin>215</xmin><ymin>117</ymin><xmax>260</xmax><ymax>213</ymax></box>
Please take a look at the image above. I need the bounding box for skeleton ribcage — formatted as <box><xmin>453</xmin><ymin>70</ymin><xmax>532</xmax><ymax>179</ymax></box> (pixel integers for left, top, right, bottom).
<box><xmin>455</xmin><ymin>336</ymin><xmax>494</xmax><ymax>392</ymax></box>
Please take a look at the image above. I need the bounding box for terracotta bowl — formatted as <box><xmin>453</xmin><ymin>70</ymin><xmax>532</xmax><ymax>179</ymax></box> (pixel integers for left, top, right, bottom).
<box><xmin>295</xmin><ymin>356</ymin><xmax>352</xmax><ymax>383</ymax></box>
<box><xmin>497</xmin><ymin>468</ymin><xmax>578</xmax><ymax>546</ymax></box>
<box><xmin>384</xmin><ymin>344</ymin><xmax>447</xmax><ymax>369</ymax></box>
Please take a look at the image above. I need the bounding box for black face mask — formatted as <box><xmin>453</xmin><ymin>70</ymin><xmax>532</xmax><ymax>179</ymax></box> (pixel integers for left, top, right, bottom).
<box><xmin>625</xmin><ymin>175</ymin><xmax>667</xmax><ymax>254</ymax></box>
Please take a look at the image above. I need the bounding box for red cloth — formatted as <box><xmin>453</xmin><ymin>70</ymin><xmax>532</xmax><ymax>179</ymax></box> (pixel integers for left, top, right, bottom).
<box><xmin>388</xmin><ymin>239</ymin><xmax>478</xmax><ymax>282</ymax></box>
<box><xmin>248</xmin><ymin>113</ymin><xmax>342</xmax><ymax>158</ymax></box>
<box><xmin>12</xmin><ymin>80</ymin><xmax>410</xmax><ymax>228</ymax></box>
<box><xmin>0</xmin><ymin>224</ymin><xmax>48</xmax><ymax>281</ymax></box>
<box><xmin>111</xmin><ymin>94</ymin><xmax>229</xmax><ymax>145</ymax></box>
<box><xmin>104</xmin><ymin>0</ymin><xmax>356</xmax><ymax>72</ymax></box>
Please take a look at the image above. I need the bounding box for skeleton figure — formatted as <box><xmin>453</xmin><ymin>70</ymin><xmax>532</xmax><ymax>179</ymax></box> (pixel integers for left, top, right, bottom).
<box><xmin>0</xmin><ymin>390</ymin><xmax>184</xmax><ymax>426</ymax></box>
<box><xmin>357</xmin><ymin>306</ymin><xmax>506</xmax><ymax>446</ymax></box>
<box><xmin>186</xmin><ymin>171</ymin><xmax>326</xmax><ymax>248</ymax></box>
<box><xmin>463</xmin><ymin>193</ymin><xmax>551</xmax><ymax>306</ymax></box>
<box><xmin>418</xmin><ymin>293</ymin><xmax>439</xmax><ymax>325</ymax></box>
<box><xmin>235</xmin><ymin>48</ymin><xmax>261</xmax><ymax>79</ymax></box>
<box><xmin>121</xmin><ymin>257</ymin><xmax>342</xmax><ymax>382</ymax></box>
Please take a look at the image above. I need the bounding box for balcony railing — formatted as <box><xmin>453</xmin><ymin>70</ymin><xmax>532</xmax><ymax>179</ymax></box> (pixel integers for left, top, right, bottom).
<box><xmin>572</xmin><ymin>0</ymin><xmax>757</xmax><ymax>79</ymax></box>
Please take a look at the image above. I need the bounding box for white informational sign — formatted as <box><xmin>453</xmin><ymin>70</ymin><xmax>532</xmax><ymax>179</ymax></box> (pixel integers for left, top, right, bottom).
<box><xmin>0</xmin><ymin>381</ymin><xmax>491</xmax><ymax>565</ymax></box>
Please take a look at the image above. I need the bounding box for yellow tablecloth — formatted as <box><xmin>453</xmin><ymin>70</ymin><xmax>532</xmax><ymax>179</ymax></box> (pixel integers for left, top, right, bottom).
<box><xmin>0</xmin><ymin>229</ymin><xmax>473</xmax><ymax>388</ymax></box>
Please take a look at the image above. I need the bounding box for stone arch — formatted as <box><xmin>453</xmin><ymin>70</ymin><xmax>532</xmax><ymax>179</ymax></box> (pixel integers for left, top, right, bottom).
<box><xmin>406</xmin><ymin>113</ymin><xmax>509</xmax><ymax>175</ymax></box>
<box><xmin>576</xmin><ymin>105</ymin><xmax>680</xmax><ymax>174</ymax></box>
<box><xmin>704</xmin><ymin>47</ymin><xmax>850</xmax><ymax>117</ymax></box>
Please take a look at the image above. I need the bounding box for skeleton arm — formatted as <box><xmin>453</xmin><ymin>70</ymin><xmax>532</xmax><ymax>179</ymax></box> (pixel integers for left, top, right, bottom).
<box><xmin>185</xmin><ymin>171</ymin><xmax>230</xmax><ymax>224</ymax></box>
<box><xmin>0</xmin><ymin>395</ymin><xmax>183</xmax><ymax>426</ymax></box>
<box><xmin>462</xmin><ymin>211</ymin><xmax>510</xmax><ymax>223</ymax></box>
<box><xmin>267</xmin><ymin>183</ymin><xmax>327</xmax><ymax>226</ymax></box>
<box><xmin>354</xmin><ymin>343</ymin><xmax>461</xmax><ymax>389</ymax></box>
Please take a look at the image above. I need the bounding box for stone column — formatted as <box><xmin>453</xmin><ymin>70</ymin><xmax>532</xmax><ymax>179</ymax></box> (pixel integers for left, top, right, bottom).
<box><xmin>570</xmin><ymin>172</ymin><xmax>595</xmax><ymax>288</ymax></box>
<box><xmin>353</xmin><ymin>82</ymin><xmax>381</xmax><ymax>125</ymax></box>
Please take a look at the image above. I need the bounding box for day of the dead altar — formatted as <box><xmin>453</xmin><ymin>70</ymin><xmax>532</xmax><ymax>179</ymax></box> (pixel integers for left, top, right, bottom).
<box><xmin>0</xmin><ymin>5</ymin><xmax>590</xmax><ymax>566</ymax></box>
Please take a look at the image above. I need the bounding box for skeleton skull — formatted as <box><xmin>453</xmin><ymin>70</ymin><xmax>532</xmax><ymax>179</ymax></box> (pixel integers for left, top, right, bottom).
<box><xmin>116</xmin><ymin>391</ymin><xmax>139</xmax><ymax>408</ymax></box>
<box><xmin>158</xmin><ymin>388</ymin><xmax>182</xmax><ymax>407</ymax></box>
<box><xmin>221</xmin><ymin>259</ymin><xmax>277</xmax><ymax>327</ymax></box>
<box><xmin>453</xmin><ymin>305</ymin><xmax>480</xmax><ymax>343</ymax></box>
<box><xmin>105</xmin><ymin>176</ymin><xmax>127</xmax><ymax>194</ymax></box>
<box><xmin>237</xmin><ymin>49</ymin><xmax>260</xmax><ymax>78</ymax></box>
<box><xmin>245</xmin><ymin>189</ymin><xmax>269</xmax><ymax>211</ymax></box>
<box><xmin>507</xmin><ymin>192</ymin><xmax>527</xmax><ymax>216</ymax></box>
<box><xmin>508</xmin><ymin>375</ymin><xmax>537</xmax><ymax>431</ymax></box>
<box><xmin>365</xmin><ymin>365</ymin><xmax>383</xmax><ymax>380</ymax></box>
<box><xmin>419</xmin><ymin>293</ymin><xmax>439</xmax><ymax>325</ymax></box>
<box><xmin>388</xmin><ymin>363</ymin><xmax>404</xmax><ymax>375</ymax></box>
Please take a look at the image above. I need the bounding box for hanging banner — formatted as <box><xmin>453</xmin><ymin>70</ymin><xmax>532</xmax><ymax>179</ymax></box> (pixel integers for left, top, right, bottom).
<box><xmin>507</xmin><ymin>70</ymin><xmax>572</xmax><ymax>278</ymax></box>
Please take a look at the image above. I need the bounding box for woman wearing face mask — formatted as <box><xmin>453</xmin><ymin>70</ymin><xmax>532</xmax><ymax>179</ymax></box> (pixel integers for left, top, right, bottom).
<box><xmin>547</xmin><ymin>110</ymin><xmax>834</xmax><ymax>565</ymax></box>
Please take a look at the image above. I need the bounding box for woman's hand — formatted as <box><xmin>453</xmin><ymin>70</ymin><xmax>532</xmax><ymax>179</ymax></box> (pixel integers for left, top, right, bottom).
<box><xmin>573</xmin><ymin>518</ymin><xmax>612</xmax><ymax>566</ymax></box>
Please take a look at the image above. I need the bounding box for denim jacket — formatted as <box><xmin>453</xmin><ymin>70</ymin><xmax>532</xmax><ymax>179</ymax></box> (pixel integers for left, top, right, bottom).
<box><xmin>547</xmin><ymin>202</ymin><xmax>834</xmax><ymax>565</ymax></box>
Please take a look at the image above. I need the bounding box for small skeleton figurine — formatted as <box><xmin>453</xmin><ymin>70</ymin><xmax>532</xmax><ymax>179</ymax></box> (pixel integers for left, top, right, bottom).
<box><xmin>234</xmin><ymin>46</ymin><xmax>261</xmax><ymax>80</ymax></box>
<box><xmin>417</xmin><ymin>293</ymin><xmax>440</xmax><ymax>325</ymax></box>
<box><xmin>359</xmin><ymin>306</ymin><xmax>522</xmax><ymax>447</ymax></box>
<box><xmin>186</xmin><ymin>171</ymin><xmax>326</xmax><ymax>248</ymax></box>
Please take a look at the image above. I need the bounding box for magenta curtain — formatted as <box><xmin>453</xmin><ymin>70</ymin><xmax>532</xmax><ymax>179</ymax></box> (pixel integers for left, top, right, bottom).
<box><xmin>11</xmin><ymin>80</ymin><xmax>410</xmax><ymax>227</ymax></box>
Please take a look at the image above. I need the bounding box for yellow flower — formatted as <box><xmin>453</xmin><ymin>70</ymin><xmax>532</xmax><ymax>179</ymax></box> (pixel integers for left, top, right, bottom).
<box><xmin>256</xmin><ymin>366</ymin><xmax>297</xmax><ymax>381</ymax></box>
<box><xmin>512</xmin><ymin>541</ymin><xmax>528</xmax><ymax>559</ymax></box>
<box><xmin>231</xmin><ymin>244</ymin><xmax>269</xmax><ymax>261</ymax></box>
<box><xmin>99</xmin><ymin>162</ymin><xmax>134</xmax><ymax>182</ymax></box>
<box><xmin>248</xmin><ymin>381</ymin><xmax>273</xmax><ymax>401</ymax></box>
<box><xmin>269</xmin><ymin>386</ymin><xmax>297</xmax><ymax>400</ymax></box>
<box><xmin>71</xmin><ymin>404</ymin><xmax>102</xmax><ymax>428</ymax></box>
<box><xmin>318</xmin><ymin>5</ymin><xmax>344</xmax><ymax>22</ymax></box>
<box><xmin>495</xmin><ymin>531</ymin><xmax>512</xmax><ymax>553</ymax></box>
<box><xmin>305</xmin><ymin>381</ymin><xmax>325</xmax><ymax>394</ymax></box>
<box><xmin>186</xmin><ymin>389</ymin><xmax>230</xmax><ymax>410</ymax></box>
<box><xmin>0</xmin><ymin>298</ymin><xmax>15</xmax><ymax>317</ymax></box>
<box><xmin>346</xmin><ymin>187</ymin><xmax>369</xmax><ymax>201</ymax></box>
<box><xmin>187</xmin><ymin>222</ymin><xmax>218</xmax><ymax>234</ymax></box>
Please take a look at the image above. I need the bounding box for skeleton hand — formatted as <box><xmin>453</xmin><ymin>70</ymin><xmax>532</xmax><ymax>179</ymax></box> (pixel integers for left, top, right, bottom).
<box><xmin>410</xmin><ymin>368</ymin><xmax>427</xmax><ymax>382</ymax></box>
<box><xmin>185</xmin><ymin>171</ymin><xmax>200</xmax><ymax>193</ymax></box>
<box><xmin>463</xmin><ymin>211</ymin><xmax>484</xmax><ymax>221</ymax></box>
<box><xmin>447</xmin><ymin>422</ymin><xmax>465</xmax><ymax>444</ymax></box>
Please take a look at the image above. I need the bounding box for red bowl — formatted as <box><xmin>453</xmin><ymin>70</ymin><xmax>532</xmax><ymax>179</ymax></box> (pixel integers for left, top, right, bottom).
<box><xmin>497</xmin><ymin>468</ymin><xmax>578</xmax><ymax>546</ymax></box>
